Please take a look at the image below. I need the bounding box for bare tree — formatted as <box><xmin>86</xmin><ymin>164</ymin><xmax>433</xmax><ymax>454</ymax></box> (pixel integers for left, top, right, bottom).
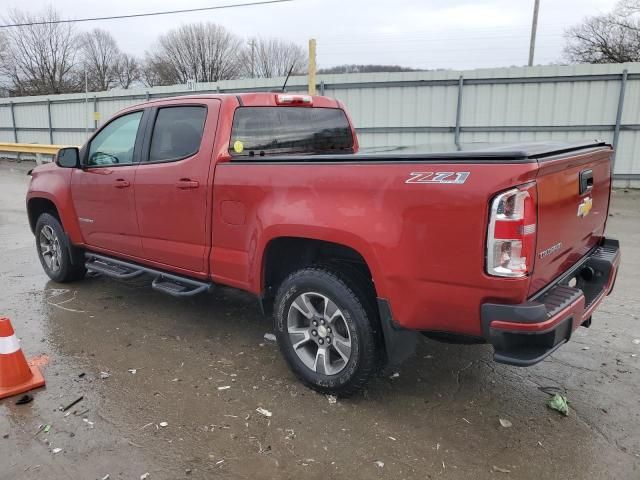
<box><xmin>240</xmin><ymin>37</ymin><xmax>306</xmax><ymax>78</ymax></box>
<box><xmin>318</xmin><ymin>64</ymin><xmax>418</xmax><ymax>74</ymax></box>
<box><xmin>140</xmin><ymin>58</ymin><xmax>166</xmax><ymax>87</ymax></box>
<box><xmin>145</xmin><ymin>23</ymin><xmax>243</xmax><ymax>85</ymax></box>
<box><xmin>79</xmin><ymin>29</ymin><xmax>121</xmax><ymax>91</ymax></box>
<box><xmin>114</xmin><ymin>53</ymin><xmax>141</xmax><ymax>89</ymax></box>
<box><xmin>564</xmin><ymin>0</ymin><xmax>640</xmax><ymax>63</ymax></box>
<box><xmin>0</xmin><ymin>7</ymin><xmax>80</xmax><ymax>95</ymax></box>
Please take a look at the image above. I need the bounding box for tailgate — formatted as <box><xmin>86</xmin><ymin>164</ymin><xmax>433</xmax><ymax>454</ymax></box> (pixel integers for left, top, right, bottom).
<box><xmin>528</xmin><ymin>147</ymin><xmax>612</xmax><ymax>295</ymax></box>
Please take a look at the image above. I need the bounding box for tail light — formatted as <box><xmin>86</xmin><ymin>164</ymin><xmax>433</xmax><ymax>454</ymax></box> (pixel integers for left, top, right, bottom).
<box><xmin>276</xmin><ymin>94</ymin><xmax>313</xmax><ymax>106</ymax></box>
<box><xmin>486</xmin><ymin>182</ymin><xmax>537</xmax><ymax>278</ymax></box>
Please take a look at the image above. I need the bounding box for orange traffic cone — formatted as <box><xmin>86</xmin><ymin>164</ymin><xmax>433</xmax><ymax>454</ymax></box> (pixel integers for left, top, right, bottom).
<box><xmin>0</xmin><ymin>317</ymin><xmax>45</xmax><ymax>399</ymax></box>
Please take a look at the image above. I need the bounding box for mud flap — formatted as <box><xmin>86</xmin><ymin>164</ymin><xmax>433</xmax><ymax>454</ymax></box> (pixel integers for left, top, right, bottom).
<box><xmin>377</xmin><ymin>298</ymin><xmax>418</xmax><ymax>366</ymax></box>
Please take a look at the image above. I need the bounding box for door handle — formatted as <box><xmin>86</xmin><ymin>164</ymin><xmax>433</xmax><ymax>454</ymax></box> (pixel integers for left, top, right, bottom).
<box><xmin>113</xmin><ymin>179</ymin><xmax>130</xmax><ymax>188</ymax></box>
<box><xmin>579</xmin><ymin>169</ymin><xmax>593</xmax><ymax>195</ymax></box>
<box><xmin>176</xmin><ymin>179</ymin><xmax>199</xmax><ymax>189</ymax></box>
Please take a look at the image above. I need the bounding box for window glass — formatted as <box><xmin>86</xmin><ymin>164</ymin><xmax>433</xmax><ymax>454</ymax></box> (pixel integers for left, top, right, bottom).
<box><xmin>148</xmin><ymin>106</ymin><xmax>206</xmax><ymax>162</ymax></box>
<box><xmin>229</xmin><ymin>107</ymin><xmax>353</xmax><ymax>157</ymax></box>
<box><xmin>87</xmin><ymin>111</ymin><xmax>143</xmax><ymax>166</ymax></box>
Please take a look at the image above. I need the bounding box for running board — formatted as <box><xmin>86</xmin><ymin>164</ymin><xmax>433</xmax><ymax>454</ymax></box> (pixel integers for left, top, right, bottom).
<box><xmin>85</xmin><ymin>253</ymin><xmax>213</xmax><ymax>297</ymax></box>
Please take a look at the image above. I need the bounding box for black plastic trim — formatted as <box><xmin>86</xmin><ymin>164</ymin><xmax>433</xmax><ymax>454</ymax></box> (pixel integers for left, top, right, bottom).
<box><xmin>377</xmin><ymin>298</ymin><xmax>418</xmax><ymax>366</ymax></box>
<box><xmin>481</xmin><ymin>238</ymin><xmax>619</xmax><ymax>367</ymax></box>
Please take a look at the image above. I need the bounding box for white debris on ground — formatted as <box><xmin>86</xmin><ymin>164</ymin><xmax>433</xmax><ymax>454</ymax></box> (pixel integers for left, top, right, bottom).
<box><xmin>263</xmin><ymin>333</ymin><xmax>276</xmax><ymax>342</ymax></box>
<box><xmin>256</xmin><ymin>407</ymin><xmax>272</xmax><ymax>417</ymax></box>
<box><xmin>159</xmin><ymin>422</ymin><xmax>168</xmax><ymax>428</ymax></box>
<box><xmin>499</xmin><ymin>418</ymin><xmax>513</xmax><ymax>428</ymax></box>
<box><xmin>374</xmin><ymin>461</ymin><xmax>384</xmax><ymax>468</ymax></box>
<box><xmin>100</xmin><ymin>371</ymin><xmax>111</xmax><ymax>379</ymax></box>
<box><xmin>326</xmin><ymin>395</ymin><xmax>337</xmax><ymax>404</ymax></box>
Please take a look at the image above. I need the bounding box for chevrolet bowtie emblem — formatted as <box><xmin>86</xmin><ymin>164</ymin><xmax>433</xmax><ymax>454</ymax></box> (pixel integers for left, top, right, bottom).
<box><xmin>577</xmin><ymin>196</ymin><xmax>593</xmax><ymax>217</ymax></box>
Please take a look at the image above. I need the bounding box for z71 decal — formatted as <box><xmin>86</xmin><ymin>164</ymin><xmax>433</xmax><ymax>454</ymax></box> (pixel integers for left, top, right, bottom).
<box><xmin>405</xmin><ymin>172</ymin><xmax>470</xmax><ymax>184</ymax></box>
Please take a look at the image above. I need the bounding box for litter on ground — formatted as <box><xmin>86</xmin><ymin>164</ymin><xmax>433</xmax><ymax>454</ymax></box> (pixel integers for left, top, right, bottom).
<box><xmin>493</xmin><ymin>465</ymin><xmax>511</xmax><ymax>473</ymax></box>
<box><xmin>499</xmin><ymin>418</ymin><xmax>513</xmax><ymax>428</ymax></box>
<box><xmin>547</xmin><ymin>393</ymin><xmax>570</xmax><ymax>416</ymax></box>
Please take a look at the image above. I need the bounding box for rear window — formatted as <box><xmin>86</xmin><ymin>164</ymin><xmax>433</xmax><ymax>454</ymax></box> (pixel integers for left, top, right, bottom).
<box><xmin>229</xmin><ymin>107</ymin><xmax>354</xmax><ymax>157</ymax></box>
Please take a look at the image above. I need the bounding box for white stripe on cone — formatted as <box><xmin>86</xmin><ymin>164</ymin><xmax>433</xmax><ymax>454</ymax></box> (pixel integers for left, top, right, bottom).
<box><xmin>0</xmin><ymin>335</ymin><xmax>20</xmax><ymax>355</ymax></box>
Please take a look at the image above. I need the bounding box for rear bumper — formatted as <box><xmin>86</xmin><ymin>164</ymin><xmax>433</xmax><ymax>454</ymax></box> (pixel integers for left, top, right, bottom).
<box><xmin>481</xmin><ymin>238</ymin><xmax>620</xmax><ymax>366</ymax></box>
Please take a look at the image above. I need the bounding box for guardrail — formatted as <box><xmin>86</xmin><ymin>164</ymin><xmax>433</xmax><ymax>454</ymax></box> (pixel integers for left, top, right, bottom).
<box><xmin>0</xmin><ymin>143</ymin><xmax>70</xmax><ymax>165</ymax></box>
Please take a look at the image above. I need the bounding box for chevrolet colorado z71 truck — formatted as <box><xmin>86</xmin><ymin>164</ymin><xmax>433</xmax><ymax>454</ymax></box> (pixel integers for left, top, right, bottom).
<box><xmin>26</xmin><ymin>93</ymin><xmax>620</xmax><ymax>395</ymax></box>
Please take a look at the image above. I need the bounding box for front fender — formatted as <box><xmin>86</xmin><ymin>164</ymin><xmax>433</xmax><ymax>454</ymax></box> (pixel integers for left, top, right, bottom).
<box><xmin>27</xmin><ymin>165</ymin><xmax>84</xmax><ymax>244</ymax></box>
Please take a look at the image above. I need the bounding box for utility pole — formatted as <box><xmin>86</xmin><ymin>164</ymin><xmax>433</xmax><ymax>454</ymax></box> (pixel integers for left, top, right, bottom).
<box><xmin>84</xmin><ymin>67</ymin><xmax>89</xmax><ymax>136</ymax></box>
<box><xmin>528</xmin><ymin>0</ymin><xmax>540</xmax><ymax>66</ymax></box>
<box><xmin>308</xmin><ymin>38</ymin><xmax>317</xmax><ymax>95</ymax></box>
<box><xmin>249</xmin><ymin>39</ymin><xmax>256</xmax><ymax>78</ymax></box>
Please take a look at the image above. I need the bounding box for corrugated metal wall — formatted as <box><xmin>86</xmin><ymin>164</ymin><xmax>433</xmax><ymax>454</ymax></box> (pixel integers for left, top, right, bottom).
<box><xmin>1</xmin><ymin>63</ymin><xmax>639</xmax><ymax>184</ymax></box>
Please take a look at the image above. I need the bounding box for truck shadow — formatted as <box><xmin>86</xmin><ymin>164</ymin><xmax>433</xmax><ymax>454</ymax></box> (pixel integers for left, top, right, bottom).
<box><xmin>41</xmin><ymin>274</ymin><xmax>544</xmax><ymax>400</ymax></box>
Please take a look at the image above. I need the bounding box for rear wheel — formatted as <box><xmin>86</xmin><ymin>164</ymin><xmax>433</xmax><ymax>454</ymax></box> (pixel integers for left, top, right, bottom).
<box><xmin>35</xmin><ymin>213</ymin><xmax>86</xmax><ymax>283</ymax></box>
<box><xmin>273</xmin><ymin>267</ymin><xmax>380</xmax><ymax>396</ymax></box>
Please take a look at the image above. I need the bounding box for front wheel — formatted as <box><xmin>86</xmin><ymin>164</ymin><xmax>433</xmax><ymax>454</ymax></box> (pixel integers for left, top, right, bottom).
<box><xmin>35</xmin><ymin>213</ymin><xmax>86</xmax><ymax>283</ymax></box>
<box><xmin>273</xmin><ymin>267</ymin><xmax>380</xmax><ymax>396</ymax></box>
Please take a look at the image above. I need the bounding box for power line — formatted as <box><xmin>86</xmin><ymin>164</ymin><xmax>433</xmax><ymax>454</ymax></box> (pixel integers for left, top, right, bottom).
<box><xmin>0</xmin><ymin>0</ymin><xmax>294</xmax><ymax>28</ymax></box>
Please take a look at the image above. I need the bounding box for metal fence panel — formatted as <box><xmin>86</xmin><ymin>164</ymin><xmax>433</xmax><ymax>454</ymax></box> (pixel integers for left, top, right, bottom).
<box><xmin>1</xmin><ymin>62</ymin><xmax>639</xmax><ymax>185</ymax></box>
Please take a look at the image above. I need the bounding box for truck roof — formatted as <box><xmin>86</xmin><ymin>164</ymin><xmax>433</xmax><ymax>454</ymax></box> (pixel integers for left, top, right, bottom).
<box><xmin>134</xmin><ymin>92</ymin><xmax>342</xmax><ymax>109</ymax></box>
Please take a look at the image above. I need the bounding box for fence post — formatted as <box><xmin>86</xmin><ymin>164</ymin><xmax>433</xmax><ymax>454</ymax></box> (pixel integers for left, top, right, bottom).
<box><xmin>47</xmin><ymin>100</ymin><xmax>54</xmax><ymax>144</ymax></box>
<box><xmin>9</xmin><ymin>101</ymin><xmax>18</xmax><ymax>143</ymax></box>
<box><xmin>454</xmin><ymin>75</ymin><xmax>464</xmax><ymax>149</ymax></box>
<box><xmin>320</xmin><ymin>80</ymin><xmax>325</xmax><ymax>96</ymax></box>
<box><xmin>612</xmin><ymin>69</ymin><xmax>628</xmax><ymax>171</ymax></box>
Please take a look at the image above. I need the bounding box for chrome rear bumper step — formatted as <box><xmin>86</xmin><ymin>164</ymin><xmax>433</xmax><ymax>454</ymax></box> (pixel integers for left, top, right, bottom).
<box><xmin>85</xmin><ymin>252</ymin><xmax>213</xmax><ymax>297</ymax></box>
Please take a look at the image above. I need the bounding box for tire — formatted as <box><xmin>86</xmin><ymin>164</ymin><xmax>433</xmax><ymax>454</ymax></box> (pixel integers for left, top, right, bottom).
<box><xmin>35</xmin><ymin>213</ymin><xmax>86</xmax><ymax>283</ymax></box>
<box><xmin>273</xmin><ymin>267</ymin><xmax>380</xmax><ymax>396</ymax></box>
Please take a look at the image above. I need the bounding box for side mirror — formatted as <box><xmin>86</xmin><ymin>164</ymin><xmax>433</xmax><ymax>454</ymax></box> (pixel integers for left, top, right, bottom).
<box><xmin>55</xmin><ymin>147</ymin><xmax>80</xmax><ymax>168</ymax></box>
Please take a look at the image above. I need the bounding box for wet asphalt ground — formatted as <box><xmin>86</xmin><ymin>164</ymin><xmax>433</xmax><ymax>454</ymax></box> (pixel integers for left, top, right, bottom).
<box><xmin>0</xmin><ymin>160</ymin><xmax>639</xmax><ymax>480</ymax></box>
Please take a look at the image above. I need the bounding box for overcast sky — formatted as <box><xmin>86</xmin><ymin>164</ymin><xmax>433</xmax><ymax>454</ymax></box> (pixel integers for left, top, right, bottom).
<box><xmin>2</xmin><ymin>0</ymin><xmax>620</xmax><ymax>70</ymax></box>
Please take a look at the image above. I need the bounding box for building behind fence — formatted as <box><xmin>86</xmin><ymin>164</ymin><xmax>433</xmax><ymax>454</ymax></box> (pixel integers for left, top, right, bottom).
<box><xmin>1</xmin><ymin>62</ymin><xmax>639</xmax><ymax>186</ymax></box>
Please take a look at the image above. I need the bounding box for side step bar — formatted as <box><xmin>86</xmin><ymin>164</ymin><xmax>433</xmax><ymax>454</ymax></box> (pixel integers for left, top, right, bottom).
<box><xmin>85</xmin><ymin>253</ymin><xmax>212</xmax><ymax>298</ymax></box>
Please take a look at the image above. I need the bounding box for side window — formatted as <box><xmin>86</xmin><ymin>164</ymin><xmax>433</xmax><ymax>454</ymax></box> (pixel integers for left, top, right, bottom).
<box><xmin>148</xmin><ymin>106</ymin><xmax>207</xmax><ymax>162</ymax></box>
<box><xmin>87</xmin><ymin>111</ymin><xmax>143</xmax><ymax>166</ymax></box>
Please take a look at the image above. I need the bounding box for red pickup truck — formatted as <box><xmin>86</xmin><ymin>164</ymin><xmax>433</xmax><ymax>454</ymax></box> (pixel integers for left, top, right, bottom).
<box><xmin>26</xmin><ymin>93</ymin><xmax>620</xmax><ymax>396</ymax></box>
